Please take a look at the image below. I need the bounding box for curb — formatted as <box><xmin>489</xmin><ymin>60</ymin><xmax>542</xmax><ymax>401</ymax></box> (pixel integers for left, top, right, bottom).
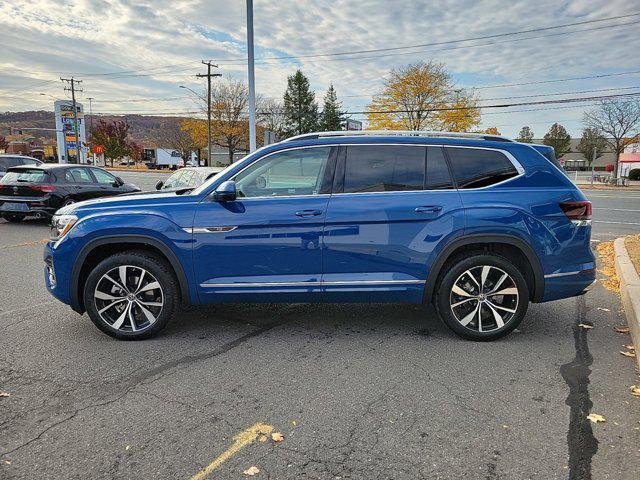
<box><xmin>613</xmin><ymin>237</ymin><xmax>640</xmax><ymax>372</ymax></box>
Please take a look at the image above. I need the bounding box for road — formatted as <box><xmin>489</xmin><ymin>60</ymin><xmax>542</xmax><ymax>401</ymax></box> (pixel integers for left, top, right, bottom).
<box><xmin>1</xmin><ymin>183</ymin><xmax>639</xmax><ymax>479</ymax></box>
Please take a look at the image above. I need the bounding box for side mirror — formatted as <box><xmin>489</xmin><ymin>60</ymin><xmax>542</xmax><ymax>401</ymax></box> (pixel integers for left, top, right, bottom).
<box><xmin>114</xmin><ymin>176</ymin><xmax>124</xmax><ymax>187</ymax></box>
<box><xmin>155</xmin><ymin>180</ymin><xmax>164</xmax><ymax>190</ymax></box>
<box><xmin>213</xmin><ymin>180</ymin><xmax>237</xmax><ymax>202</ymax></box>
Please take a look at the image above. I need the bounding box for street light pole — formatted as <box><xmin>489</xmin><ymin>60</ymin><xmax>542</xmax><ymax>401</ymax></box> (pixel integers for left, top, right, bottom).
<box><xmin>246</xmin><ymin>0</ymin><xmax>256</xmax><ymax>152</ymax></box>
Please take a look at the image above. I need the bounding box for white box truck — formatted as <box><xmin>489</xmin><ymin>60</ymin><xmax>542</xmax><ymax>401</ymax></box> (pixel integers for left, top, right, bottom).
<box><xmin>144</xmin><ymin>148</ymin><xmax>199</xmax><ymax>170</ymax></box>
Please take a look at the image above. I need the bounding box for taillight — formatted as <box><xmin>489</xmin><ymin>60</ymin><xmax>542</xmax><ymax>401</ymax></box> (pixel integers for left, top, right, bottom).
<box><xmin>559</xmin><ymin>201</ymin><xmax>592</xmax><ymax>226</ymax></box>
<box><xmin>30</xmin><ymin>184</ymin><xmax>56</xmax><ymax>193</ymax></box>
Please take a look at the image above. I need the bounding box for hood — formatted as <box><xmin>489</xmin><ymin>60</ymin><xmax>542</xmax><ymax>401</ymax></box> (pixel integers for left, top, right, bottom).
<box><xmin>55</xmin><ymin>191</ymin><xmax>200</xmax><ymax>216</ymax></box>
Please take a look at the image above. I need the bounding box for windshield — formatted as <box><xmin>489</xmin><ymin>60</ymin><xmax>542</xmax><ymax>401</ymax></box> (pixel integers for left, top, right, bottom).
<box><xmin>0</xmin><ymin>169</ymin><xmax>49</xmax><ymax>183</ymax></box>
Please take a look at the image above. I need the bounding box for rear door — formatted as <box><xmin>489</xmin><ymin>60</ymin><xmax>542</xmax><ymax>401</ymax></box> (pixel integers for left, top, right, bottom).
<box><xmin>322</xmin><ymin>144</ymin><xmax>464</xmax><ymax>303</ymax></box>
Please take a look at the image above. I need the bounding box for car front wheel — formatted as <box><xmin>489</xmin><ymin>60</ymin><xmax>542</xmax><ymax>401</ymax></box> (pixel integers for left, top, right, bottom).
<box><xmin>435</xmin><ymin>253</ymin><xmax>529</xmax><ymax>341</ymax></box>
<box><xmin>83</xmin><ymin>251</ymin><xmax>178</xmax><ymax>340</ymax></box>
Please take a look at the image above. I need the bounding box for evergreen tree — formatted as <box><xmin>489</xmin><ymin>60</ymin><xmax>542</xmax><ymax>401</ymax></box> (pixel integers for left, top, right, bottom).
<box><xmin>320</xmin><ymin>84</ymin><xmax>344</xmax><ymax>131</ymax></box>
<box><xmin>282</xmin><ymin>70</ymin><xmax>318</xmax><ymax>137</ymax></box>
<box><xmin>543</xmin><ymin>123</ymin><xmax>572</xmax><ymax>159</ymax></box>
<box><xmin>516</xmin><ymin>126</ymin><xmax>534</xmax><ymax>143</ymax></box>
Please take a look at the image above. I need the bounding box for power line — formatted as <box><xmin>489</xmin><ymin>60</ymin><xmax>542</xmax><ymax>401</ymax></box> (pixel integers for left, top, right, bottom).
<box><xmin>214</xmin><ymin>12</ymin><xmax>640</xmax><ymax>63</ymax></box>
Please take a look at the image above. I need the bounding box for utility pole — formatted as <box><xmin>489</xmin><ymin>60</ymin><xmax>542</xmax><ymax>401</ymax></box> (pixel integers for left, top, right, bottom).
<box><xmin>196</xmin><ymin>61</ymin><xmax>221</xmax><ymax>166</ymax></box>
<box><xmin>60</xmin><ymin>77</ymin><xmax>82</xmax><ymax>164</ymax></box>
<box><xmin>590</xmin><ymin>146</ymin><xmax>596</xmax><ymax>187</ymax></box>
<box><xmin>246</xmin><ymin>0</ymin><xmax>257</xmax><ymax>152</ymax></box>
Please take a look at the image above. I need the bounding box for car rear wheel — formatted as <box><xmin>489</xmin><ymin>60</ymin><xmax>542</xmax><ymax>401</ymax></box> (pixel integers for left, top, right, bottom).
<box><xmin>435</xmin><ymin>253</ymin><xmax>529</xmax><ymax>341</ymax></box>
<box><xmin>3</xmin><ymin>214</ymin><xmax>25</xmax><ymax>223</ymax></box>
<box><xmin>83</xmin><ymin>251</ymin><xmax>178</xmax><ymax>340</ymax></box>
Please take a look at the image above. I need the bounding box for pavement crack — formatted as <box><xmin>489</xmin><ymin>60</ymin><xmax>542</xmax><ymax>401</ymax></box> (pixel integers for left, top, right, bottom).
<box><xmin>559</xmin><ymin>295</ymin><xmax>598</xmax><ymax>480</ymax></box>
<box><xmin>125</xmin><ymin>321</ymin><xmax>283</xmax><ymax>387</ymax></box>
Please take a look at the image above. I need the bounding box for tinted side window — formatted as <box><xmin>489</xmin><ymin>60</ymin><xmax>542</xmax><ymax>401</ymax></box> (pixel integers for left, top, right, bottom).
<box><xmin>0</xmin><ymin>158</ymin><xmax>23</xmax><ymax>170</ymax></box>
<box><xmin>344</xmin><ymin>146</ymin><xmax>425</xmax><ymax>193</ymax></box>
<box><xmin>446</xmin><ymin>148</ymin><xmax>518</xmax><ymax>189</ymax></box>
<box><xmin>426</xmin><ymin>147</ymin><xmax>453</xmax><ymax>190</ymax></box>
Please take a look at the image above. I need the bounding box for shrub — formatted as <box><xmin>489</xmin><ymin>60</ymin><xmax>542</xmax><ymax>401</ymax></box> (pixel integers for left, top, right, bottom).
<box><xmin>629</xmin><ymin>168</ymin><xmax>640</xmax><ymax>180</ymax></box>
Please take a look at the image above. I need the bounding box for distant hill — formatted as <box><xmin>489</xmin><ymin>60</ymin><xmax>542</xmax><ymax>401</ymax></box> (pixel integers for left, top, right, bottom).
<box><xmin>0</xmin><ymin>110</ymin><xmax>188</xmax><ymax>148</ymax></box>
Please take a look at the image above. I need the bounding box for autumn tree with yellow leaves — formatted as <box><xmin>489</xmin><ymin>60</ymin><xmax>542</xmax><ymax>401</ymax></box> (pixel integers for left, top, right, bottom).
<box><xmin>366</xmin><ymin>61</ymin><xmax>480</xmax><ymax>132</ymax></box>
<box><xmin>182</xmin><ymin>79</ymin><xmax>264</xmax><ymax>164</ymax></box>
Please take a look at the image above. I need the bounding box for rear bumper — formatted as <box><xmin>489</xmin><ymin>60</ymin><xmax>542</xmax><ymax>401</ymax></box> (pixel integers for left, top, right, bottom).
<box><xmin>540</xmin><ymin>267</ymin><xmax>597</xmax><ymax>302</ymax></box>
<box><xmin>0</xmin><ymin>197</ymin><xmax>56</xmax><ymax>217</ymax></box>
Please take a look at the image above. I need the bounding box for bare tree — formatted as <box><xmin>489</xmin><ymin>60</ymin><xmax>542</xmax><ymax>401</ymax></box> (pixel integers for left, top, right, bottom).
<box><xmin>171</xmin><ymin>130</ymin><xmax>194</xmax><ymax>167</ymax></box>
<box><xmin>209</xmin><ymin>79</ymin><xmax>251</xmax><ymax>162</ymax></box>
<box><xmin>258</xmin><ymin>98</ymin><xmax>286</xmax><ymax>141</ymax></box>
<box><xmin>584</xmin><ymin>99</ymin><xmax>640</xmax><ymax>180</ymax></box>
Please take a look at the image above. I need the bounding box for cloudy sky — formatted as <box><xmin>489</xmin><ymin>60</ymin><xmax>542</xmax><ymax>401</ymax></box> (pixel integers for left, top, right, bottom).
<box><xmin>1</xmin><ymin>0</ymin><xmax>639</xmax><ymax>137</ymax></box>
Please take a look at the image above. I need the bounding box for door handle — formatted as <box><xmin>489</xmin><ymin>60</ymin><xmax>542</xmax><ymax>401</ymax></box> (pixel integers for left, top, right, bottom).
<box><xmin>415</xmin><ymin>205</ymin><xmax>442</xmax><ymax>213</ymax></box>
<box><xmin>295</xmin><ymin>209</ymin><xmax>323</xmax><ymax>217</ymax></box>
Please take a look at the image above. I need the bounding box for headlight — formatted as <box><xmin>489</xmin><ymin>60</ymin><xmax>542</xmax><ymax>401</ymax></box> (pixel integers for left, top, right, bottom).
<box><xmin>51</xmin><ymin>214</ymin><xmax>78</xmax><ymax>241</ymax></box>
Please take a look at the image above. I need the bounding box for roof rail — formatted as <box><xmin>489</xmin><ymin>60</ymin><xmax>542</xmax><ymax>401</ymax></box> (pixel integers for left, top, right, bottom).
<box><xmin>282</xmin><ymin>130</ymin><xmax>515</xmax><ymax>143</ymax></box>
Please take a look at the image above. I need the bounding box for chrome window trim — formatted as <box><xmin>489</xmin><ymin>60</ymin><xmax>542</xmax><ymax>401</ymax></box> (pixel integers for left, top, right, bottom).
<box><xmin>220</xmin><ymin>143</ymin><xmax>525</xmax><ymax>199</ymax></box>
<box><xmin>200</xmin><ymin>279</ymin><xmax>424</xmax><ymax>288</ymax></box>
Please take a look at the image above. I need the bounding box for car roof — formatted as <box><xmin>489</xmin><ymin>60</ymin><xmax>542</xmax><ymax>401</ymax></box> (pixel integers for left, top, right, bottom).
<box><xmin>0</xmin><ymin>154</ymin><xmax>41</xmax><ymax>160</ymax></box>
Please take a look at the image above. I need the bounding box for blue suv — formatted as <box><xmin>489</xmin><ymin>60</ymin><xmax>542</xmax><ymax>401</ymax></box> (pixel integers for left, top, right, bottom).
<box><xmin>44</xmin><ymin>131</ymin><xmax>596</xmax><ymax>341</ymax></box>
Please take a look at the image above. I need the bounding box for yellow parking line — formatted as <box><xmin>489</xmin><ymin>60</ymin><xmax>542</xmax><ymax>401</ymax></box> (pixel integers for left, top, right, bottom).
<box><xmin>0</xmin><ymin>238</ymin><xmax>49</xmax><ymax>249</ymax></box>
<box><xmin>189</xmin><ymin>423</ymin><xmax>274</xmax><ymax>480</ymax></box>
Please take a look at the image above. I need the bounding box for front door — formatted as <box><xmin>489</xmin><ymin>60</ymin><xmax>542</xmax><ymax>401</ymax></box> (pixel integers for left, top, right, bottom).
<box><xmin>322</xmin><ymin>145</ymin><xmax>464</xmax><ymax>303</ymax></box>
<box><xmin>193</xmin><ymin>146</ymin><xmax>335</xmax><ymax>303</ymax></box>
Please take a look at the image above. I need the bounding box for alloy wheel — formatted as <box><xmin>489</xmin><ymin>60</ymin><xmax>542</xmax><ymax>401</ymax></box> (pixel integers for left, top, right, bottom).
<box><xmin>449</xmin><ymin>265</ymin><xmax>519</xmax><ymax>332</ymax></box>
<box><xmin>93</xmin><ymin>265</ymin><xmax>164</xmax><ymax>333</ymax></box>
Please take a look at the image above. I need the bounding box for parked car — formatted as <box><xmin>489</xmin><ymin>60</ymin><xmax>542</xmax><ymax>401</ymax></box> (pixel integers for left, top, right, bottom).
<box><xmin>0</xmin><ymin>154</ymin><xmax>42</xmax><ymax>180</ymax></box>
<box><xmin>155</xmin><ymin>167</ymin><xmax>221</xmax><ymax>192</ymax></box>
<box><xmin>0</xmin><ymin>164</ymin><xmax>140</xmax><ymax>222</ymax></box>
<box><xmin>44</xmin><ymin>131</ymin><xmax>595</xmax><ymax>341</ymax></box>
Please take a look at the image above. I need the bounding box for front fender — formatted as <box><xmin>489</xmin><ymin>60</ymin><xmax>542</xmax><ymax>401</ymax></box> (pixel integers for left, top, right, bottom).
<box><xmin>54</xmin><ymin>212</ymin><xmax>196</xmax><ymax>312</ymax></box>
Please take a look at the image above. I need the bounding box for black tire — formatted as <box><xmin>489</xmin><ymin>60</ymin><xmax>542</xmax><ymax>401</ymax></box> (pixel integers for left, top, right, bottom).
<box><xmin>83</xmin><ymin>250</ymin><xmax>179</xmax><ymax>340</ymax></box>
<box><xmin>3</xmin><ymin>214</ymin><xmax>25</xmax><ymax>223</ymax></box>
<box><xmin>435</xmin><ymin>253</ymin><xmax>529</xmax><ymax>341</ymax></box>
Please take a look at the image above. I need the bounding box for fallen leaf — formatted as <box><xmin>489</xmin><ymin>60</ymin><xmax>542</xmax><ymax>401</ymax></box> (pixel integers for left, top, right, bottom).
<box><xmin>258</xmin><ymin>435</ymin><xmax>268</xmax><ymax>442</ymax></box>
<box><xmin>243</xmin><ymin>466</ymin><xmax>260</xmax><ymax>476</ymax></box>
<box><xmin>0</xmin><ymin>392</ymin><xmax>9</xmax><ymax>398</ymax></box>
<box><xmin>125</xmin><ymin>445</ymin><xmax>131</xmax><ymax>451</ymax></box>
<box><xmin>587</xmin><ymin>413</ymin><xmax>606</xmax><ymax>423</ymax></box>
<box><xmin>614</xmin><ymin>326</ymin><xmax>630</xmax><ymax>334</ymax></box>
<box><xmin>630</xmin><ymin>385</ymin><xmax>640</xmax><ymax>397</ymax></box>
<box><xmin>597</xmin><ymin>307</ymin><xmax>611</xmax><ymax>312</ymax></box>
<box><xmin>620</xmin><ymin>351</ymin><xmax>636</xmax><ymax>358</ymax></box>
<box><xmin>578</xmin><ymin>323</ymin><xmax>593</xmax><ymax>329</ymax></box>
<box><xmin>501</xmin><ymin>425</ymin><xmax>510</xmax><ymax>429</ymax></box>
<box><xmin>292</xmin><ymin>420</ymin><xmax>297</xmax><ymax>426</ymax></box>
<box><xmin>4</xmin><ymin>460</ymin><xmax>11</xmax><ymax>465</ymax></box>
<box><xmin>271</xmin><ymin>432</ymin><xmax>285</xmax><ymax>443</ymax></box>
<box><xmin>624</xmin><ymin>344</ymin><xmax>636</xmax><ymax>351</ymax></box>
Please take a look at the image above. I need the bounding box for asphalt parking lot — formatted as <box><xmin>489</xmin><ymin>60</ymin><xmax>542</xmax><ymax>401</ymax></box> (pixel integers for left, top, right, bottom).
<box><xmin>1</xmin><ymin>181</ymin><xmax>640</xmax><ymax>479</ymax></box>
